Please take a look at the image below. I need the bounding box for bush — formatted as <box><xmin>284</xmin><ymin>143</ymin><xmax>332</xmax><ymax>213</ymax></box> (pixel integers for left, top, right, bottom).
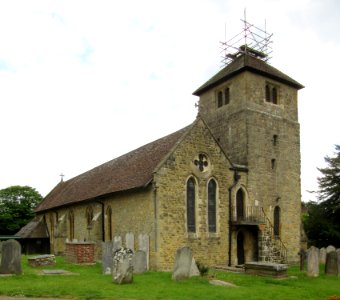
<box><xmin>196</xmin><ymin>261</ymin><xmax>209</xmax><ymax>276</ymax></box>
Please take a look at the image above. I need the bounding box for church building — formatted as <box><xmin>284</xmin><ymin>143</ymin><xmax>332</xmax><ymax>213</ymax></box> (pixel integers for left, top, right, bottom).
<box><xmin>35</xmin><ymin>42</ymin><xmax>304</xmax><ymax>271</ymax></box>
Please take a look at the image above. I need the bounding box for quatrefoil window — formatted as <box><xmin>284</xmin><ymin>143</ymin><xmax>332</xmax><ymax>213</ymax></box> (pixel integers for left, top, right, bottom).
<box><xmin>194</xmin><ymin>154</ymin><xmax>209</xmax><ymax>172</ymax></box>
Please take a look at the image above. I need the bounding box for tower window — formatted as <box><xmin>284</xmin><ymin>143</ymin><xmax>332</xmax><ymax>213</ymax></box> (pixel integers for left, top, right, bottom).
<box><xmin>265</xmin><ymin>83</ymin><xmax>279</xmax><ymax>104</ymax></box>
<box><xmin>273</xmin><ymin>134</ymin><xmax>278</xmax><ymax>146</ymax></box>
<box><xmin>217</xmin><ymin>91</ymin><xmax>223</xmax><ymax>108</ymax></box>
<box><xmin>216</xmin><ymin>86</ymin><xmax>231</xmax><ymax>108</ymax></box>
<box><xmin>271</xmin><ymin>159</ymin><xmax>276</xmax><ymax>170</ymax></box>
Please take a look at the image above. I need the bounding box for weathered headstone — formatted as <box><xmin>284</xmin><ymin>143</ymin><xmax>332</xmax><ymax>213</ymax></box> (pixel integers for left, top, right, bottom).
<box><xmin>325</xmin><ymin>251</ymin><xmax>338</xmax><ymax>275</ymax></box>
<box><xmin>113</xmin><ymin>236</ymin><xmax>122</xmax><ymax>250</ymax></box>
<box><xmin>112</xmin><ymin>247</ymin><xmax>134</xmax><ymax>284</ymax></box>
<box><xmin>337</xmin><ymin>249</ymin><xmax>340</xmax><ymax>276</ymax></box>
<box><xmin>307</xmin><ymin>246</ymin><xmax>319</xmax><ymax>277</ymax></box>
<box><xmin>133</xmin><ymin>250</ymin><xmax>147</xmax><ymax>274</ymax></box>
<box><xmin>172</xmin><ymin>246</ymin><xmax>200</xmax><ymax>281</ymax></box>
<box><xmin>319</xmin><ymin>247</ymin><xmax>326</xmax><ymax>264</ymax></box>
<box><xmin>138</xmin><ymin>234</ymin><xmax>149</xmax><ymax>270</ymax></box>
<box><xmin>326</xmin><ymin>245</ymin><xmax>336</xmax><ymax>253</ymax></box>
<box><xmin>0</xmin><ymin>239</ymin><xmax>22</xmax><ymax>275</ymax></box>
<box><xmin>102</xmin><ymin>241</ymin><xmax>113</xmax><ymax>274</ymax></box>
<box><xmin>125</xmin><ymin>233</ymin><xmax>134</xmax><ymax>252</ymax></box>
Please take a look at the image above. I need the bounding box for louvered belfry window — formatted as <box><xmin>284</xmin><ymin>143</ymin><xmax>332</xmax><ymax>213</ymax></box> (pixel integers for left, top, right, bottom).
<box><xmin>208</xmin><ymin>179</ymin><xmax>217</xmax><ymax>232</ymax></box>
<box><xmin>187</xmin><ymin>177</ymin><xmax>196</xmax><ymax>233</ymax></box>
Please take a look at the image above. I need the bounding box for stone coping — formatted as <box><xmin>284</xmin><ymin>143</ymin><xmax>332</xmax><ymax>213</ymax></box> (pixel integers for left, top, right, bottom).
<box><xmin>245</xmin><ymin>261</ymin><xmax>288</xmax><ymax>271</ymax></box>
<box><xmin>65</xmin><ymin>241</ymin><xmax>96</xmax><ymax>245</ymax></box>
<box><xmin>28</xmin><ymin>254</ymin><xmax>55</xmax><ymax>260</ymax></box>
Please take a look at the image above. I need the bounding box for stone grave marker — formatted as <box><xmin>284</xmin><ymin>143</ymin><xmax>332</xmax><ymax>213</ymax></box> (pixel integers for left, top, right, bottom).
<box><xmin>112</xmin><ymin>247</ymin><xmax>134</xmax><ymax>284</ymax></box>
<box><xmin>125</xmin><ymin>233</ymin><xmax>134</xmax><ymax>252</ymax></box>
<box><xmin>138</xmin><ymin>234</ymin><xmax>149</xmax><ymax>270</ymax></box>
<box><xmin>133</xmin><ymin>250</ymin><xmax>147</xmax><ymax>274</ymax></box>
<box><xmin>319</xmin><ymin>247</ymin><xmax>326</xmax><ymax>264</ymax></box>
<box><xmin>172</xmin><ymin>246</ymin><xmax>200</xmax><ymax>281</ymax></box>
<box><xmin>325</xmin><ymin>251</ymin><xmax>338</xmax><ymax>275</ymax></box>
<box><xmin>102</xmin><ymin>241</ymin><xmax>113</xmax><ymax>274</ymax></box>
<box><xmin>326</xmin><ymin>245</ymin><xmax>336</xmax><ymax>253</ymax></box>
<box><xmin>113</xmin><ymin>236</ymin><xmax>122</xmax><ymax>251</ymax></box>
<box><xmin>0</xmin><ymin>239</ymin><xmax>22</xmax><ymax>275</ymax></box>
<box><xmin>307</xmin><ymin>246</ymin><xmax>319</xmax><ymax>277</ymax></box>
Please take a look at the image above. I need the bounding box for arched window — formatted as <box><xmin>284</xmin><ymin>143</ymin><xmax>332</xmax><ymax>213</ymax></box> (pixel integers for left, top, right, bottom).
<box><xmin>68</xmin><ymin>210</ymin><xmax>75</xmax><ymax>241</ymax></box>
<box><xmin>106</xmin><ymin>206</ymin><xmax>113</xmax><ymax>241</ymax></box>
<box><xmin>265</xmin><ymin>85</ymin><xmax>271</xmax><ymax>102</ymax></box>
<box><xmin>217</xmin><ymin>91</ymin><xmax>223</xmax><ymax>108</ymax></box>
<box><xmin>86</xmin><ymin>206</ymin><xmax>94</xmax><ymax>229</ymax></box>
<box><xmin>208</xmin><ymin>179</ymin><xmax>217</xmax><ymax>232</ymax></box>
<box><xmin>187</xmin><ymin>177</ymin><xmax>196</xmax><ymax>233</ymax></box>
<box><xmin>274</xmin><ymin>206</ymin><xmax>280</xmax><ymax>237</ymax></box>
<box><xmin>272</xmin><ymin>87</ymin><xmax>277</xmax><ymax>104</ymax></box>
<box><xmin>224</xmin><ymin>88</ymin><xmax>230</xmax><ymax>105</ymax></box>
<box><xmin>236</xmin><ymin>189</ymin><xmax>244</xmax><ymax>221</ymax></box>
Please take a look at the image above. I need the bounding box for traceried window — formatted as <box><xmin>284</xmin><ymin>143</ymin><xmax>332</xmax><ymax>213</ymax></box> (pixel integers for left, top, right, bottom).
<box><xmin>187</xmin><ymin>177</ymin><xmax>196</xmax><ymax>233</ymax></box>
<box><xmin>106</xmin><ymin>206</ymin><xmax>113</xmax><ymax>241</ymax></box>
<box><xmin>208</xmin><ymin>179</ymin><xmax>217</xmax><ymax>233</ymax></box>
<box><xmin>86</xmin><ymin>206</ymin><xmax>94</xmax><ymax>229</ymax></box>
<box><xmin>68</xmin><ymin>210</ymin><xmax>75</xmax><ymax>240</ymax></box>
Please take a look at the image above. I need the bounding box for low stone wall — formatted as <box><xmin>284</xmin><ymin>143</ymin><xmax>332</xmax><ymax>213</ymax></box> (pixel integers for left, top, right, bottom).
<box><xmin>28</xmin><ymin>254</ymin><xmax>56</xmax><ymax>267</ymax></box>
<box><xmin>65</xmin><ymin>242</ymin><xmax>95</xmax><ymax>264</ymax></box>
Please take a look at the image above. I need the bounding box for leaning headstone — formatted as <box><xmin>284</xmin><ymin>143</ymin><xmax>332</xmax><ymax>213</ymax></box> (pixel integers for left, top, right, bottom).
<box><xmin>112</xmin><ymin>247</ymin><xmax>134</xmax><ymax>284</ymax></box>
<box><xmin>319</xmin><ymin>247</ymin><xmax>326</xmax><ymax>264</ymax></box>
<box><xmin>326</xmin><ymin>245</ymin><xmax>336</xmax><ymax>253</ymax></box>
<box><xmin>307</xmin><ymin>246</ymin><xmax>319</xmax><ymax>277</ymax></box>
<box><xmin>337</xmin><ymin>249</ymin><xmax>340</xmax><ymax>276</ymax></box>
<box><xmin>138</xmin><ymin>234</ymin><xmax>149</xmax><ymax>270</ymax></box>
<box><xmin>0</xmin><ymin>239</ymin><xmax>22</xmax><ymax>275</ymax></box>
<box><xmin>133</xmin><ymin>250</ymin><xmax>147</xmax><ymax>274</ymax></box>
<box><xmin>325</xmin><ymin>251</ymin><xmax>338</xmax><ymax>275</ymax></box>
<box><xmin>125</xmin><ymin>233</ymin><xmax>134</xmax><ymax>252</ymax></box>
<box><xmin>172</xmin><ymin>246</ymin><xmax>200</xmax><ymax>280</ymax></box>
<box><xmin>102</xmin><ymin>241</ymin><xmax>113</xmax><ymax>274</ymax></box>
<box><xmin>113</xmin><ymin>236</ymin><xmax>122</xmax><ymax>251</ymax></box>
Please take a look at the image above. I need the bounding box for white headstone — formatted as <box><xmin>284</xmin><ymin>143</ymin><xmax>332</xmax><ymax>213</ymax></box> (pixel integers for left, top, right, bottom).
<box><xmin>113</xmin><ymin>236</ymin><xmax>122</xmax><ymax>251</ymax></box>
<box><xmin>125</xmin><ymin>233</ymin><xmax>134</xmax><ymax>252</ymax></box>
<box><xmin>138</xmin><ymin>234</ymin><xmax>149</xmax><ymax>270</ymax></box>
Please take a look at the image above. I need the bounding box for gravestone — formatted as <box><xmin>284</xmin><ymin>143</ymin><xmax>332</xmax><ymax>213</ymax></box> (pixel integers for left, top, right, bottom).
<box><xmin>326</xmin><ymin>245</ymin><xmax>336</xmax><ymax>253</ymax></box>
<box><xmin>125</xmin><ymin>233</ymin><xmax>134</xmax><ymax>252</ymax></box>
<box><xmin>113</xmin><ymin>236</ymin><xmax>122</xmax><ymax>251</ymax></box>
<box><xmin>28</xmin><ymin>254</ymin><xmax>56</xmax><ymax>267</ymax></box>
<box><xmin>337</xmin><ymin>249</ymin><xmax>340</xmax><ymax>276</ymax></box>
<box><xmin>319</xmin><ymin>247</ymin><xmax>326</xmax><ymax>264</ymax></box>
<box><xmin>138</xmin><ymin>234</ymin><xmax>149</xmax><ymax>270</ymax></box>
<box><xmin>102</xmin><ymin>241</ymin><xmax>113</xmax><ymax>274</ymax></box>
<box><xmin>307</xmin><ymin>246</ymin><xmax>319</xmax><ymax>277</ymax></box>
<box><xmin>325</xmin><ymin>251</ymin><xmax>338</xmax><ymax>275</ymax></box>
<box><xmin>112</xmin><ymin>247</ymin><xmax>134</xmax><ymax>284</ymax></box>
<box><xmin>0</xmin><ymin>239</ymin><xmax>22</xmax><ymax>275</ymax></box>
<box><xmin>172</xmin><ymin>246</ymin><xmax>200</xmax><ymax>281</ymax></box>
<box><xmin>133</xmin><ymin>250</ymin><xmax>147</xmax><ymax>274</ymax></box>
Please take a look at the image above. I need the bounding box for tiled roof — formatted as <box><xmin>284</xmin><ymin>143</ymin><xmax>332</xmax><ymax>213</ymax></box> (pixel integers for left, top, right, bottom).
<box><xmin>15</xmin><ymin>217</ymin><xmax>49</xmax><ymax>238</ymax></box>
<box><xmin>193</xmin><ymin>54</ymin><xmax>304</xmax><ymax>96</ymax></box>
<box><xmin>35</xmin><ymin>125</ymin><xmax>191</xmax><ymax>212</ymax></box>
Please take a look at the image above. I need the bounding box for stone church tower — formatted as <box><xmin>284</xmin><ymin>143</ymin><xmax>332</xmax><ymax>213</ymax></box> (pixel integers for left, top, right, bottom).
<box><xmin>194</xmin><ymin>49</ymin><xmax>304</xmax><ymax>263</ymax></box>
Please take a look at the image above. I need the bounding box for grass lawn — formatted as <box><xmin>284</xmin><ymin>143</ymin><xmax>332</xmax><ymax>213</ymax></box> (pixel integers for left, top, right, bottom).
<box><xmin>0</xmin><ymin>256</ymin><xmax>339</xmax><ymax>300</ymax></box>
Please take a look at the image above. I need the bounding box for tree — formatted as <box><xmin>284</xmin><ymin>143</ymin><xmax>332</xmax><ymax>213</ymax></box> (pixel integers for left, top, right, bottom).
<box><xmin>0</xmin><ymin>185</ymin><xmax>42</xmax><ymax>235</ymax></box>
<box><xmin>303</xmin><ymin>145</ymin><xmax>340</xmax><ymax>248</ymax></box>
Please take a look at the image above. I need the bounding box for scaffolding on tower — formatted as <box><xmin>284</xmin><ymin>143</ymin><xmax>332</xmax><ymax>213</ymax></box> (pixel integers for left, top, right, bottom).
<box><xmin>220</xmin><ymin>17</ymin><xmax>273</xmax><ymax>67</ymax></box>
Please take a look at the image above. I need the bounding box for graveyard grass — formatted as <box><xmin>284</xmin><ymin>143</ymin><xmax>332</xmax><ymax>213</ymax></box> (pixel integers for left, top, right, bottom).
<box><xmin>0</xmin><ymin>256</ymin><xmax>339</xmax><ymax>300</ymax></box>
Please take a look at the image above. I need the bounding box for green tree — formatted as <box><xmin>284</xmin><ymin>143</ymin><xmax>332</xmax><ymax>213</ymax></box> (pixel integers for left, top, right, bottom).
<box><xmin>303</xmin><ymin>145</ymin><xmax>340</xmax><ymax>247</ymax></box>
<box><xmin>0</xmin><ymin>185</ymin><xmax>42</xmax><ymax>235</ymax></box>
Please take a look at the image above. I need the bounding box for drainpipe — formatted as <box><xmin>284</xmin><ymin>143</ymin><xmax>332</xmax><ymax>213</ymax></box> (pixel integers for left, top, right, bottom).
<box><xmin>96</xmin><ymin>201</ymin><xmax>105</xmax><ymax>242</ymax></box>
<box><xmin>153</xmin><ymin>182</ymin><xmax>158</xmax><ymax>252</ymax></box>
<box><xmin>228</xmin><ymin>170</ymin><xmax>240</xmax><ymax>266</ymax></box>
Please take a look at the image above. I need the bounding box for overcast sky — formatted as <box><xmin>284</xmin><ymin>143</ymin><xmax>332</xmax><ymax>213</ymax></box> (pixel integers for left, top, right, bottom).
<box><xmin>0</xmin><ymin>0</ymin><xmax>339</xmax><ymax>202</ymax></box>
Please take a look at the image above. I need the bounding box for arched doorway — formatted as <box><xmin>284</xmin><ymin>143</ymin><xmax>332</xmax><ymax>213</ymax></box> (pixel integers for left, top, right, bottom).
<box><xmin>237</xmin><ymin>231</ymin><xmax>245</xmax><ymax>265</ymax></box>
<box><xmin>236</xmin><ymin>189</ymin><xmax>244</xmax><ymax>221</ymax></box>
